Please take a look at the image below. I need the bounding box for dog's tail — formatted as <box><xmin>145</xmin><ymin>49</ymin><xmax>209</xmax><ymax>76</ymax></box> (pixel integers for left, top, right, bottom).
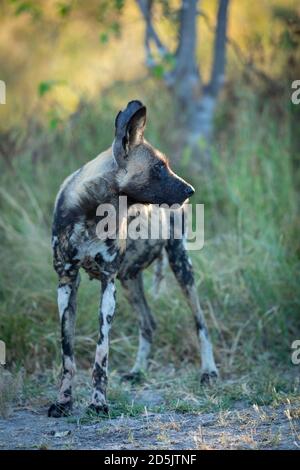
<box><xmin>152</xmin><ymin>250</ymin><xmax>167</xmax><ymax>298</ymax></box>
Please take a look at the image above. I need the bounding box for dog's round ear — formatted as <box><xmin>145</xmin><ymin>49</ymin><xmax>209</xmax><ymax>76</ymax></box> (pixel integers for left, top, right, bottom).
<box><xmin>113</xmin><ymin>100</ymin><xmax>147</xmax><ymax>167</ymax></box>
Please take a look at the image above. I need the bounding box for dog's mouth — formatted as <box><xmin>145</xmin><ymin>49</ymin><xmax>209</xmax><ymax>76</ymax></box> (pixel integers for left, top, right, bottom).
<box><xmin>120</xmin><ymin>184</ymin><xmax>194</xmax><ymax>207</ymax></box>
<box><xmin>125</xmin><ymin>195</ymin><xmax>190</xmax><ymax>208</ymax></box>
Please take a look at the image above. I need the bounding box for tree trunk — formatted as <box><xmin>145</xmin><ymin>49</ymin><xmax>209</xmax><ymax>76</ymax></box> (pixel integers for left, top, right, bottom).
<box><xmin>171</xmin><ymin>0</ymin><xmax>201</xmax><ymax>114</ymax></box>
<box><xmin>137</xmin><ymin>0</ymin><xmax>230</xmax><ymax>168</ymax></box>
<box><xmin>186</xmin><ymin>0</ymin><xmax>229</xmax><ymax>168</ymax></box>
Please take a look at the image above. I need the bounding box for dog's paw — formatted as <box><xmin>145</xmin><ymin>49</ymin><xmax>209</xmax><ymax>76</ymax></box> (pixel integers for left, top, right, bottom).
<box><xmin>121</xmin><ymin>371</ymin><xmax>145</xmax><ymax>384</ymax></box>
<box><xmin>48</xmin><ymin>401</ymin><xmax>72</xmax><ymax>418</ymax></box>
<box><xmin>200</xmin><ymin>370</ymin><xmax>219</xmax><ymax>386</ymax></box>
<box><xmin>86</xmin><ymin>403</ymin><xmax>109</xmax><ymax>416</ymax></box>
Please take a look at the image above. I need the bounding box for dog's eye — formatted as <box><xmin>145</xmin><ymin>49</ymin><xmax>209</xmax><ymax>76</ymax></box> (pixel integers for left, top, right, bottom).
<box><xmin>153</xmin><ymin>162</ymin><xmax>165</xmax><ymax>178</ymax></box>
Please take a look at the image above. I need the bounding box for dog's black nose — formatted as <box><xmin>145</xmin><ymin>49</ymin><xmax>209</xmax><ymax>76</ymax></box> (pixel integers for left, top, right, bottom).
<box><xmin>185</xmin><ymin>185</ymin><xmax>195</xmax><ymax>197</ymax></box>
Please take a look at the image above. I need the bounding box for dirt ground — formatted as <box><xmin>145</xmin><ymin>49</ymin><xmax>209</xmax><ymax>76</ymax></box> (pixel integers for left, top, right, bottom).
<box><xmin>1</xmin><ymin>368</ymin><xmax>299</xmax><ymax>450</ymax></box>
<box><xmin>1</xmin><ymin>399</ymin><xmax>300</xmax><ymax>450</ymax></box>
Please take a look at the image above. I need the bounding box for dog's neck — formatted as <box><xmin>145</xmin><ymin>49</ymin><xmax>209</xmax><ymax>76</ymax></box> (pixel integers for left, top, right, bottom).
<box><xmin>73</xmin><ymin>147</ymin><xmax>141</xmax><ymax>220</ymax></box>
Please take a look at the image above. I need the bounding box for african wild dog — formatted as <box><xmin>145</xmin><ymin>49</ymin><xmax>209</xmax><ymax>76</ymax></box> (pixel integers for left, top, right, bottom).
<box><xmin>48</xmin><ymin>100</ymin><xmax>218</xmax><ymax>418</ymax></box>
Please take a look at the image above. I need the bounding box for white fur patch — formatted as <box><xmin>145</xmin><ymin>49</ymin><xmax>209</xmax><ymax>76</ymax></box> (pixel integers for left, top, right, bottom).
<box><xmin>76</xmin><ymin>238</ymin><xmax>117</xmax><ymax>264</ymax></box>
<box><xmin>69</xmin><ymin>221</ymin><xmax>86</xmax><ymax>248</ymax></box>
<box><xmin>58</xmin><ymin>356</ymin><xmax>76</xmax><ymax>403</ymax></box>
<box><xmin>92</xmin><ymin>390</ymin><xmax>106</xmax><ymax>405</ymax></box>
<box><xmin>102</xmin><ymin>282</ymin><xmax>116</xmax><ymax>318</ymax></box>
<box><xmin>52</xmin><ymin>236</ymin><xmax>58</xmax><ymax>249</ymax></box>
<box><xmin>99</xmin><ymin>243</ymin><xmax>117</xmax><ymax>262</ymax></box>
<box><xmin>199</xmin><ymin>329</ymin><xmax>217</xmax><ymax>374</ymax></box>
<box><xmin>64</xmin><ymin>356</ymin><xmax>76</xmax><ymax>375</ymax></box>
<box><xmin>94</xmin><ymin>282</ymin><xmax>116</xmax><ymax>369</ymax></box>
<box><xmin>95</xmin><ymin>342</ymin><xmax>108</xmax><ymax>366</ymax></box>
<box><xmin>57</xmin><ymin>285</ymin><xmax>72</xmax><ymax>319</ymax></box>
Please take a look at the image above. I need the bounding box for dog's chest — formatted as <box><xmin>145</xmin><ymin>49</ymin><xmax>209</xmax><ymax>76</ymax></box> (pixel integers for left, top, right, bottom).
<box><xmin>55</xmin><ymin>207</ymin><xmax>168</xmax><ymax>280</ymax></box>
<box><xmin>79</xmin><ymin>236</ymin><xmax>123</xmax><ymax>280</ymax></box>
<box><xmin>58</xmin><ymin>219</ymin><xmax>121</xmax><ymax>279</ymax></box>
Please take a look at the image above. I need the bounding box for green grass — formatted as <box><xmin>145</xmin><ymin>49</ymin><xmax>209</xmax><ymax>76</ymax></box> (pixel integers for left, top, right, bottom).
<box><xmin>0</xmin><ymin>367</ymin><xmax>23</xmax><ymax>417</ymax></box>
<box><xmin>18</xmin><ymin>365</ymin><xmax>300</xmax><ymax>423</ymax></box>
<box><xmin>0</xmin><ymin>83</ymin><xmax>299</xmax><ymax>410</ymax></box>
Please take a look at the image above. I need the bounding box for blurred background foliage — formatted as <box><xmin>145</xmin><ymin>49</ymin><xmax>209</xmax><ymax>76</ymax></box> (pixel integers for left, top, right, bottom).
<box><xmin>0</xmin><ymin>0</ymin><xmax>299</xmax><ymax>393</ymax></box>
<box><xmin>0</xmin><ymin>0</ymin><xmax>299</xmax><ymax>130</ymax></box>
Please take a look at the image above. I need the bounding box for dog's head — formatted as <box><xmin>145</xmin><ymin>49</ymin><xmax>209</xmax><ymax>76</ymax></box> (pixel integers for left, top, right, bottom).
<box><xmin>113</xmin><ymin>100</ymin><xmax>194</xmax><ymax>206</ymax></box>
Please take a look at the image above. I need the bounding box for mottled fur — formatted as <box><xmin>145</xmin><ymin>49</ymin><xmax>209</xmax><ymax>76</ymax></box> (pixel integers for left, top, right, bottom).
<box><xmin>48</xmin><ymin>101</ymin><xmax>218</xmax><ymax>418</ymax></box>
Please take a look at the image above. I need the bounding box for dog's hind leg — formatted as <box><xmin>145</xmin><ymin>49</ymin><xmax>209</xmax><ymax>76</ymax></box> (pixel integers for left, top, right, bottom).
<box><xmin>48</xmin><ymin>270</ymin><xmax>80</xmax><ymax>417</ymax></box>
<box><xmin>165</xmin><ymin>239</ymin><xmax>218</xmax><ymax>384</ymax></box>
<box><xmin>121</xmin><ymin>272</ymin><xmax>156</xmax><ymax>381</ymax></box>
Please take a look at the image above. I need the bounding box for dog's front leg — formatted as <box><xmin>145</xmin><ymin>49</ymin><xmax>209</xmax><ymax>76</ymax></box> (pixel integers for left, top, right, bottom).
<box><xmin>166</xmin><ymin>238</ymin><xmax>218</xmax><ymax>384</ymax></box>
<box><xmin>48</xmin><ymin>272</ymin><xmax>80</xmax><ymax>418</ymax></box>
<box><xmin>88</xmin><ymin>277</ymin><xmax>116</xmax><ymax>414</ymax></box>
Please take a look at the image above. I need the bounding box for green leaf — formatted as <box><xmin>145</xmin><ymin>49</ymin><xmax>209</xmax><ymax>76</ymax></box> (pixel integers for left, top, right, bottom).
<box><xmin>279</xmin><ymin>30</ymin><xmax>297</xmax><ymax>50</ymax></box>
<box><xmin>99</xmin><ymin>32</ymin><xmax>109</xmax><ymax>44</ymax></box>
<box><xmin>49</xmin><ymin>117</ymin><xmax>60</xmax><ymax>130</ymax></box>
<box><xmin>114</xmin><ymin>0</ymin><xmax>124</xmax><ymax>11</ymax></box>
<box><xmin>47</xmin><ymin>107</ymin><xmax>63</xmax><ymax>130</ymax></box>
<box><xmin>37</xmin><ymin>79</ymin><xmax>65</xmax><ymax>97</ymax></box>
<box><xmin>110</xmin><ymin>21</ymin><xmax>121</xmax><ymax>37</ymax></box>
<box><xmin>57</xmin><ymin>2</ymin><xmax>72</xmax><ymax>17</ymax></box>
<box><xmin>14</xmin><ymin>1</ymin><xmax>41</xmax><ymax>19</ymax></box>
<box><xmin>152</xmin><ymin>64</ymin><xmax>165</xmax><ymax>79</ymax></box>
<box><xmin>38</xmin><ymin>81</ymin><xmax>54</xmax><ymax>97</ymax></box>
